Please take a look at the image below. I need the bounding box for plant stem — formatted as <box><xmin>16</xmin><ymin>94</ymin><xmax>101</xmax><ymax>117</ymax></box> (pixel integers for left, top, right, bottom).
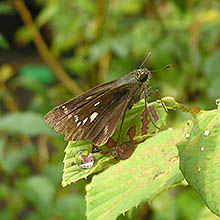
<box><xmin>14</xmin><ymin>0</ymin><xmax>83</xmax><ymax>95</ymax></box>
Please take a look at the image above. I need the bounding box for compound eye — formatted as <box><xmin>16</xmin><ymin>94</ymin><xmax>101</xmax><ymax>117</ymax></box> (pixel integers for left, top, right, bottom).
<box><xmin>137</xmin><ymin>69</ymin><xmax>148</xmax><ymax>82</ymax></box>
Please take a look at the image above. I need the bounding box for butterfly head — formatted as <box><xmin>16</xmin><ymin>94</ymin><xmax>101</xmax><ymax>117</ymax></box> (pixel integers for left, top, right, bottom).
<box><xmin>135</xmin><ymin>52</ymin><xmax>171</xmax><ymax>83</ymax></box>
<box><xmin>135</xmin><ymin>68</ymin><xmax>151</xmax><ymax>83</ymax></box>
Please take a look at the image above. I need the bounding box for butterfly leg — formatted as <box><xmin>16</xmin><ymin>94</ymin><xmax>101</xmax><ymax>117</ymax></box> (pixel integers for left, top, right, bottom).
<box><xmin>144</xmin><ymin>88</ymin><xmax>160</xmax><ymax>129</ymax></box>
<box><xmin>115</xmin><ymin>110</ymin><xmax>126</xmax><ymax>146</ymax></box>
<box><xmin>145</xmin><ymin>87</ymin><xmax>168</xmax><ymax>113</ymax></box>
<box><xmin>153</xmin><ymin>88</ymin><xmax>168</xmax><ymax>113</ymax></box>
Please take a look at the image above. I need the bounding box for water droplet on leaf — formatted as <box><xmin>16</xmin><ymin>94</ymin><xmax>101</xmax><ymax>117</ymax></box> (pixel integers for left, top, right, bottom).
<box><xmin>66</xmin><ymin>149</ymin><xmax>72</xmax><ymax>154</ymax></box>
<box><xmin>78</xmin><ymin>151</ymin><xmax>94</xmax><ymax>168</ymax></box>
<box><xmin>204</xmin><ymin>129</ymin><xmax>210</xmax><ymax>137</ymax></box>
<box><xmin>186</xmin><ymin>133</ymin><xmax>191</xmax><ymax>138</ymax></box>
<box><xmin>187</xmin><ymin>120</ymin><xmax>192</xmax><ymax>126</ymax></box>
<box><xmin>86</xmin><ymin>184</ymin><xmax>92</xmax><ymax>192</ymax></box>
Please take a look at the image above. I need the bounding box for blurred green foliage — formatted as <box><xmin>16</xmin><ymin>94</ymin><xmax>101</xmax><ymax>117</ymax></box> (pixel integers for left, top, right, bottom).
<box><xmin>0</xmin><ymin>0</ymin><xmax>220</xmax><ymax>219</ymax></box>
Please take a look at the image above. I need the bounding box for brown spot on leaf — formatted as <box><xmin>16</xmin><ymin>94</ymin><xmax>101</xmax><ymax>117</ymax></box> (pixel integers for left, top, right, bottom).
<box><xmin>115</xmin><ymin>126</ymin><xmax>139</xmax><ymax>159</ymax></box>
<box><xmin>153</xmin><ymin>171</ymin><xmax>165</xmax><ymax>180</ymax></box>
<box><xmin>115</xmin><ymin>140</ymin><xmax>139</xmax><ymax>160</ymax></box>
<box><xmin>191</xmin><ymin>106</ymin><xmax>201</xmax><ymax>113</ymax></box>
<box><xmin>168</xmin><ymin>155</ymin><xmax>179</xmax><ymax>163</ymax></box>
<box><xmin>142</xmin><ymin>107</ymin><xmax>150</xmax><ymax>135</ymax></box>
<box><xmin>106</xmin><ymin>138</ymin><xmax>116</xmax><ymax>148</ymax></box>
<box><xmin>127</xmin><ymin>126</ymin><xmax>136</xmax><ymax>139</ymax></box>
<box><xmin>149</xmin><ymin>105</ymin><xmax>159</xmax><ymax>122</ymax></box>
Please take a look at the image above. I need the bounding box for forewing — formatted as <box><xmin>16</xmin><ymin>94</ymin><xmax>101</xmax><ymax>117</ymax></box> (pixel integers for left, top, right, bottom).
<box><xmin>92</xmin><ymin>97</ymin><xmax>130</xmax><ymax>146</ymax></box>
<box><xmin>55</xmin><ymin>88</ymin><xmax>131</xmax><ymax>146</ymax></box>
<box><xmin>44</xmin><ymin>79</ymin><xmax>117</xmax><ymax>128</ymax></box>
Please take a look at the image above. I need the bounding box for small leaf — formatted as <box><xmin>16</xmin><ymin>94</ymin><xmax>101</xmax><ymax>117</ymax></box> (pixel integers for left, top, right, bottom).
<box><xmin>0</xmin><ymin>138</ymin><xmax>5</xmax><ymax>160</ymax></box>
<box><xmin>0</xmin><ymin>64</ymin><xmax>13</xmax><ymax>83</ymax></box>
<box><xmin>0</xmin><ymin>112</ymin><xmax>54</xmax><ymax>136</ymax></box>
<box><xmin>2</xmin><ymin>145</ymin><xmax>36</xmax><ymax>175</ymax></box>
<box><xmin>53</xmin><ymin>194</ymin><xmax>86</xmax><ymax>220</ymax></box>
<box><xmin>86</xmin><ymin>129</ymin><xmax>184</xmax><ymax>220</ymax></box>
<box><xmin>0</xmin><ymin>34</ymin><xmax>9</xmax><ymax>49</ymax></box>
<box><xmin>16</xmin><ymin>176</ymin><xmax>56</xmax><ymax>218</ymax></box>
<box><xmin>14</xmin><ymin>26</ymin><xmax>33</xmax><ymax>45</ymax></box>
<box><xmin>0</xmin><ymin>2</ymin><xmax>14</xmax><ymax>15</ymax></box>
<box><xmin>62</xmin><ymin>141</ymin><xmax>116</xmax><ymax>186</ymax></box>
<box><xmin>178</xmin><ymin>107</ymin><xmax>220</xmax><ymax>217</ymax></box>
<box><xmin>205</xmin><ymin>51</ymin><xmax>220</xmax><ymax>97</ymax></box>
<box><xmin>18</xmin><ymin>64</ymin><xmax>54</xmax><ymax>84</ymax></box>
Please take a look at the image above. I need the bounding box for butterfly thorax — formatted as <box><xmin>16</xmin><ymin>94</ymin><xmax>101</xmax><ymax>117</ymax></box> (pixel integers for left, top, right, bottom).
<box><xmin>122</xmin><ymin>68</ymin><xmax>152</xmax><ymax>109</ymax></box>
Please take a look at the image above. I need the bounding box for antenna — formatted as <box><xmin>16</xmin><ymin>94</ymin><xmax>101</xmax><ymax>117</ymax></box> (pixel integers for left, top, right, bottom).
<box><xmin>139</xmin><ymin>52</ymin><xmax>152</xmax><ymax>68</ymax></box>
<box><xmin>150</xmin><ymin>64</ymin><xmax>172</xmax><ymax>73</ymax></box>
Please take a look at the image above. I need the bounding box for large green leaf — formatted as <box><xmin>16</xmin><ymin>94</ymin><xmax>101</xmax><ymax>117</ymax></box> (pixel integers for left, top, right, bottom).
<box><xmin>86</xmin><ymin>129</ymin><xmax>184</xmax><ymax>220</ymax></box>
<box><xmin>0</xmin><ymin>112</ymin><xmax>54</xmax><ymax>136</ymax></box>
<box><xmin>198</xmin><ymin>207</ymin><xmax>220</xmax><ymax>220</ymax></box>
<box><xmin>178</xmin><ymin>106</ymin><xmax>220</xmax><ymax>217</ymax></box>
<box><xmin>62</xmin><ymin>99</ymin><xmax>168</xmax><ymax>186</ymax></box>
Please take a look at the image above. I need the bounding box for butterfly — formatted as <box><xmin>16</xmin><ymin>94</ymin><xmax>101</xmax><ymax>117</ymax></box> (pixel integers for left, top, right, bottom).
<box><xmin>44</xmin><ymin>52</ymin><xmax>171</xmax><ymax>146</ymax></box>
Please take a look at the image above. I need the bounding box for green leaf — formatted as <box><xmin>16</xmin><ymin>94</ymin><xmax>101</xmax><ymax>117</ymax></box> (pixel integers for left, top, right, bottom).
<box><xmin>18</xmin><ymin>64</ymin><xmax>54</xmax><ymax>84</ymax></box>
<box><xmin>14</xmin><ymin>26</ymin><xmax>33</xmax><ymax>45</ymax></box>
<box><xmin>62</xmin><ymin>99</ymin><xmax>168</xmax><ymax>186</ymax></box>
<box><xmin>43</xmin><ymin>163</ymin><xmax>63</xmax><ymax>186</ymax></box>
<box><xmin>0</xmin><ymin>112</ymin><xmax>54</xmax><ymax>136</ymax></box>
<box><xmin>16</xmin><ymin>176</ymin><xmax>56</xmax><ymax>218</ymax></box>
<box><xmin>0</xmin><ymin>33</ymin><xmax>9</xmax><ymax>49</ymax></box>
<box><xmin>62</xmin><ymin>140</ymin><xmax>116</xmax><ymax>186</ymax></box>
<box><xmin>2</xmin><ymin>145</ymin><xmax>36</xmax><ymax>175</ymax></box>
<box><xmin>152</xmin><ymin>188</ymin><xmax>205</xmax><ymax>220</ymax></box>
<box><xmin>205</xmin><ymin>50</ymin><xmax>220</xmax><ymax>97</ymax></box>
<box><xmin>178</xmin><ymin>107</ymin><xmax>220</xmax><ymax>217</ymax></box>
<box><xmin>0</xmin><ymin>138</ymin><xmax>5</xmax><ymax>160</ymax></box>
<box><xmin>53</xmin><ymin>194</ymin><xmax>86</xmax><ymax>220</ymax></box>
<box><xmin>86</xmin><ymin>129</ymin><xmax>184</xmax><ymax>220</ymax></box>
<box><xmin>198</xmin><ymin>207</ymin><xmax>220</xmax><ymax>220</ymax></box>
<box><xmin>0</xmin><ymin>2</ymin><xmax>14</xmax><ymax>15</ymax></box>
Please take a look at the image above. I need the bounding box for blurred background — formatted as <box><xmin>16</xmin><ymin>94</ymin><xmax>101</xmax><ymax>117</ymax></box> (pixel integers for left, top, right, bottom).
<box><xmin>0</xmin><ymin>0</ymin><xmax>220</xmax><ymax>219</ymax></box>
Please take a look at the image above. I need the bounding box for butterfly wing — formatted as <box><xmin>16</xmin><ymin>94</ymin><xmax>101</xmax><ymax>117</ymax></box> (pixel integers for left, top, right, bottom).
<box><xmin>63</xmin><ymin>89</ymin><xmax>131</xmax><ymax>146</ymax></box>
<box><xmin>44</xmin><ymin>79</ymin><xmax>117</xmax><ymax>128</ymax></box>
<box><xmin>45</xmin><ymin>81</ymin><xmax>133</xmax><ymax>146</ymax></box>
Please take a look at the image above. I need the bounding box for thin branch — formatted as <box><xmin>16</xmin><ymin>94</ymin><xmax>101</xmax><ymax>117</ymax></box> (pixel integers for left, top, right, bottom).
<box><xmin>0</xmin><ymin>84</ymin><xmax>19</xmax><ymax>112</ymax></box>
<box><xmin>37</xmin><ymin>135</ymin><xmax>49</xmax><ymax>170</ymax></box>
<box><xmin>98</xmin><ymin>52</ymin><xmax>111</xmax><ymax>83</ymax></box>
<box><xmin>14</xmin><ymin>0</ymin><xmax>83</xmax><ymax>95</ymax></box>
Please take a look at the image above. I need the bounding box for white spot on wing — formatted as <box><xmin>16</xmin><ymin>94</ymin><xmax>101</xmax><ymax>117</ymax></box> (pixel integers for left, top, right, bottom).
<box><xmin>77</xmin><ymin>122</ymin><xmax>81</xmax><ymax>127</ymax></box>
<box><xmin>74</xmin><ymin>115</ymin><xmax>79</xmax><ymax>122</ymax></box>
<box><xmin>67</xmin><ymin>114</ymin><xmax>72</xmax><ymax>119</ymax></box>
<box><xmin>90</xmin><ymin>112</ymin><xmax>98</xmax><ymax>122</ymax></box>
<box><xmin>63</xmin><ymin>107</ymin><xmax>68</xmax><ymax>114</ymax></box>
<box><xmin>62</xmin><ymin>106</ymin><xmax>66</xmax><ymax>109</ymax></box>
<box><xmin>94</xmin><ymin>102</ymin><xmax>100</xmax><ymax>106</ymax></box>
<box><xmin>86</xmin><ymin>96</ymin><xmax>92</xmax><ymax>100</ymax></box>
<box><xmin>104</xmin><ymin>125</ymin><xmax>109</xmax><ymax>135</ymax></box>
<box><xmin>83</xmin><ymin>117</ymin><xmax>88</xmax><ymax>125</ymax></box>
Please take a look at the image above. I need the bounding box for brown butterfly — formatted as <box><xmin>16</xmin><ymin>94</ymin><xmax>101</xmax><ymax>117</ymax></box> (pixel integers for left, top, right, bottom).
<box><xmin>44</xmin><ymin>53</ymin><xmax>170</xmax><ymax>146</ymax></box>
